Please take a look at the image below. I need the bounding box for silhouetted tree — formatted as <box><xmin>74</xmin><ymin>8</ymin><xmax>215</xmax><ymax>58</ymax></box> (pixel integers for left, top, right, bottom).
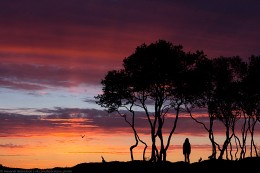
<box><xmin>240</xmin><ymin>55</ymin><xmax>260</xmax><ymax>158</ymax></box>
<box><xmin>187</xmin><ymin>56</ymin><xmax>248</xmax><ymax>160</ymax></box>
<box><xmin>95</xmin><ymin>69</ymin><xmax>147</xmax><ymax>161</ymax></box>
<box><xmin>96</xmin><ymin>40</ymin><xmax>205</xmax><ymax>162</ymax></box>
<box><xmin>184</xmin><ymin>57</ymin><xmax>220</xmax><ymax>159</ymax></box>
<box><xmin>95</xmin><ymin>39</ymin><xmax>260</xmax><ymax>162</ymax></box>
<box><xmin>210</xmin><ymin>57</ymin><xmax>247</xmax><ymax>160</ymax></box>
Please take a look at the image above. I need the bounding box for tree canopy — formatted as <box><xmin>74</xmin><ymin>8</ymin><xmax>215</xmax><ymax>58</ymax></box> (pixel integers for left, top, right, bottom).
<box><xmin>95</xmin><ymin>40</ymin><xmax>260</xmax><ymax>162</ymax></box>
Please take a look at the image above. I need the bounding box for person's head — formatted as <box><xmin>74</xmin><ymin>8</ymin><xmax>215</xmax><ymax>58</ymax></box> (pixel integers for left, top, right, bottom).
<box><xmin>185</xmin><ymin>138</ymin><xmax>189</xmax><ymax>142</ymax></box>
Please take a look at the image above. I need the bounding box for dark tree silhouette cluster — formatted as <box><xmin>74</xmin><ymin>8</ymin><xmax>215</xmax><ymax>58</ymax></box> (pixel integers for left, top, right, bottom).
<box><xmin>95</xmin><ymin>40</ymin><xmax>260</xmax><ymax>162</ymax></box>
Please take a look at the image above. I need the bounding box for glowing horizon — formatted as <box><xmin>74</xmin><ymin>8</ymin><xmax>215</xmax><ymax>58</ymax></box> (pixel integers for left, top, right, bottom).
<box><xmin>0</xmin><ymin>108</ymin><xmax>259</xmax><ymax>168</ymax></box>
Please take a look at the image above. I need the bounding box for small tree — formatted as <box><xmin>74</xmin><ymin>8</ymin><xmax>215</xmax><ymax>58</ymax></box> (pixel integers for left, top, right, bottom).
<box><xmin>184</xmin><ymin>57</ymin><xmax>220</xmax><ymax>159</ymax></box>
<box><xmin>241</xmin><ymin>55</ymin><xmax>260</xmax><ymax>157</ymax></box>
<box><xmin>186</xmin><ymin>56</ymin><xmax>248</xmax><ymax>160</ymax></box>
<box><xmin>209</xmin><ymin>57</ymin><xmax>247</xmax><ymax>160</ymax></box>
<box><xmin>96</xmin><ymin>69</ymin><xmax>147</xmax><ymax>161</ymax></box>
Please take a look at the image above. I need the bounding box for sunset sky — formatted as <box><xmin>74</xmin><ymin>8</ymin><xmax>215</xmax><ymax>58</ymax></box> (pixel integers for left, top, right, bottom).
<box><xmin>1</xmin><ymin>0</ymin><xmax>260</xmax><ymax>169</ymax></box>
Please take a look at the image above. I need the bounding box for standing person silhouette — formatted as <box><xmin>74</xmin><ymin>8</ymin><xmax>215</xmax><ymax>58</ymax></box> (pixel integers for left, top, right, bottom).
<box><xmin>183</xmin><ymin>138</ymin><xmax>191</xmax><ymax>163</ymax></box>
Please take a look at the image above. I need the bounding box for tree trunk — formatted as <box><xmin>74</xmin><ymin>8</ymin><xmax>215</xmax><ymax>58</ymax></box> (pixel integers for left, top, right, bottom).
<box><xmin>157</xmin><ymin>115</ymin><xmax>165</xmax><ymax>162</ymax></box>
<box><xmin>150</xmin><ymin>127</ymin><xmax>157</xmax><ymax>162</ymax></box>
<box><xmin>164</xmin><ymin>103</ymin><xmax>181</xmax><ymax>161</ymax></box>
<box><xmin>218</xmin><ymin>125</ymin><xmax>232</xmax><ymax>159</ymax></box>
<box><xmin>130</xmin><ymin>134</ymin><xmax>138</xmax><ymax>161</ymax></box>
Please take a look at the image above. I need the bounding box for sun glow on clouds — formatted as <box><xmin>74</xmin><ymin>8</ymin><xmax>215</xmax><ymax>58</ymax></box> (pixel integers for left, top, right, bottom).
<box><xmin>0</xmin><ymin>108</ymin><xmax>259</xmax><ymax>168</ymax></box>
<box><xmin>0</xmin><ymin>132</ymin><xmax>213</xmax><ymax>168</ymax></box>
<box><xmin>0</xmin><ymin>113</ymin><xmax>135</xmax><ymax>168</ymax></box>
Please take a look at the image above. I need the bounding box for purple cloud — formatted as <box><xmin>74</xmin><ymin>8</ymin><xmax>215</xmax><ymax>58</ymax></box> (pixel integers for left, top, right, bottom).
<box><xmin>0</xmin><ymin>0</ymin><xmax>259</xmax><ymax>92</ymax></box>
<box><xmin>1</xmin><ymin>107</ymin><xmax>259</xmax><ymax>138</ymax></box>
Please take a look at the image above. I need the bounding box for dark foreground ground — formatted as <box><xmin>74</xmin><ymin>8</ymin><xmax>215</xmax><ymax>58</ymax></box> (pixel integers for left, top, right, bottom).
<box><xmin>1</xmin><ymin>157</ymin><xmax>259</xmax><ymax>173</ymax></box>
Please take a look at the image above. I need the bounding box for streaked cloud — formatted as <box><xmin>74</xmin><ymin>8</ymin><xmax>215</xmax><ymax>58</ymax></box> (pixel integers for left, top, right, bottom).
<box><xmin>0</xmin><ymin>143</ymin><xmax>25</xmax><ymax>149</ymax></box>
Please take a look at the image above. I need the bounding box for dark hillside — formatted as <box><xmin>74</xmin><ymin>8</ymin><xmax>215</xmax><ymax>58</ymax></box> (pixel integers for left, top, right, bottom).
<box><xmin>0</xmin><ymin>157</ymin><xmax>258</xmax><ymax>173</ymax></box>
<box><xmin>72</xmin><ymin>157</ymin><xmax>259</xmax><ymax>173</ymax></box>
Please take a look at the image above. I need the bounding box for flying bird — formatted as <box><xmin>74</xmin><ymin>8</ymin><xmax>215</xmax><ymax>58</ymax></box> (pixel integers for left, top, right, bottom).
<box><xmin>81</xmin><ymin>135</ymin><xmax>85</xmax><ymax>138</ymax></box>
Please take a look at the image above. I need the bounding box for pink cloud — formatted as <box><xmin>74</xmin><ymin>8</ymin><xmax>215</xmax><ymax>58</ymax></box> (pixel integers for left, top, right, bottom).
<box><xmin>0</xmin><ymin>62</ymin><xmax>106</xmax><ymax>90</ymax></box>
<box><xmin>0</xmin><ymin>0</ymin><xmax>260</xmax><ymax>92</ymax></box>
